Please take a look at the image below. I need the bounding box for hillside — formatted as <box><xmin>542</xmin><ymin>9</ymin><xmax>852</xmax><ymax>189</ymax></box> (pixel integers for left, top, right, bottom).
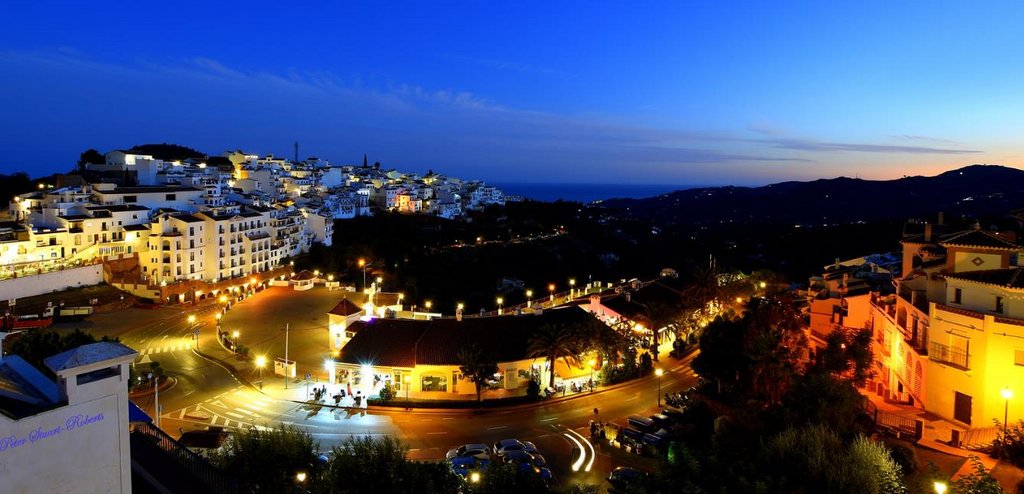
<box><xmin>600</xmin><ymin>165</ymin><xmax>1024</xmax><ymax>225</ymax></box>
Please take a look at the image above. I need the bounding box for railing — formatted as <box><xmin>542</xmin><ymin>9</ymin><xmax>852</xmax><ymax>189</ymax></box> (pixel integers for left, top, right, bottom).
<box><xmin>962</xmin><ymin>426</ymin><xmax>1000</xmax><ymax>451</ymax></box>
<box><xmin>929</xmin><ymin>341</ymin><xmax>969</xmax><ymax>370</ymax></box>
<box><xmin>862</xmin><ymin>398</ymin><xmax>923</xmax><ymax>441</ymax></box>
<box><xmin>131</xmin><ymin>422</ymin><xmax>239</xmax><ymax>493</ymax></box>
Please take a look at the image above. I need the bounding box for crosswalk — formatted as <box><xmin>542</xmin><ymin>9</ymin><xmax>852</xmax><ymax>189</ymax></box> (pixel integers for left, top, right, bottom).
<box><xmin>136</xmin><ymin>340</ymin><xmax>192</xmax><ymax>356</ymax></box>
<box><xmin>164</xmin><ymin>387</ymin><xmax>293</xmax><ymax>430</ymax></box>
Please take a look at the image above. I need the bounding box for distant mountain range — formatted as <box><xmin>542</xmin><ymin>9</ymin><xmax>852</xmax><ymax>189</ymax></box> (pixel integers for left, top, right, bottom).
<box><xmin>600</xmin><ymin>165</ymin><xmax>1024</xmax><ymax>225</ymax></box>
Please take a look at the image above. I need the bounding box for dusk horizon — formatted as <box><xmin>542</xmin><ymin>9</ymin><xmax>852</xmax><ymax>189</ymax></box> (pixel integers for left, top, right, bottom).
<box><xmin>4</xmin><ymin>2</ymin><xmax>1024</xmax><ymax>185</ymax></box>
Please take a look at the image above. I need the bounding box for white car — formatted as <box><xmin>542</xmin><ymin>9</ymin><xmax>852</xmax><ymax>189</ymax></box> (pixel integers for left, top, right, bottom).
<box><xmin>446</xmin><ymin>443</ymin><xmax>491</xmax><ymax>461</ymax></box>
<box><xmin>492</xmin><ymin>439</ymin><xmax>526</xmax><ymax>456</ymax></box>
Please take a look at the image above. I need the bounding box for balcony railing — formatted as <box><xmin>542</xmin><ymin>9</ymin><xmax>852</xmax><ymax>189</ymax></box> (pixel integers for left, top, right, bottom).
<box><xmin>929</xmin><ymin>341</ymin><xmax>969</xmax><ymax>370</ymax></box>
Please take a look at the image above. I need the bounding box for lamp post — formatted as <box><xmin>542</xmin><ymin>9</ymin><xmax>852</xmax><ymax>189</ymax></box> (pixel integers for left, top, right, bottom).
<box><xmin>425</xmin><ymin>300</ymin><xmax>432</xmax><ymax>312</ymax></box>
<box><xmin>497</xmin><ymin>297</ymin><xmax>503</xmax><ymax>315</ymax></box>
<box><xmin>526</xmin><ymin>289</ymin><xmax>533</xmax><ymax>308</ymax></box>
<box><xmin>358</xmin><ymin>258</ymin><xmax>366</xmax><ymax>290</ymax></box>
<box><xmin>569</xmin><ymin>278</ymin><xmax>576</xmax><ymax>299</ymax></box>
<box><xmin>405</xmin><ymin>375</ymin><xmax>411</xmax><ymax>401</ymax></box>
<box><xmin>232</xmin><ymin>330</ymin><xmax>240</xmax><ymax>352</ymax></box>
<box><xmin>256</xmin><ymin>355</ymin><xmax>267</xmax><ymax>384</ymax></box>
<box><xmin>549</xmin><ymin>284</ymin><xmax>555</xmax><ymax>303</ymax></box>
<box><xmin>187</xmin><ymin>314</ymin><xmax>197</xmax><ymax>348</ymax></box>
<box><xmin>1003</xmin><ymin>388</ymin><xmax>1013</xmax><ymax>433</ymax></box>
<box><xmin>933</xmin><ymin>481</ymin><xmax>947</xmax><ymax>494</ymax></box>
<box><xmin>655</xmin><ymin>368</ymin><xmax>664</xmax><ymax>406</ymax></box>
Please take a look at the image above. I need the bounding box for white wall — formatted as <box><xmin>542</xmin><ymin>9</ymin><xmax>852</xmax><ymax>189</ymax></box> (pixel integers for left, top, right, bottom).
<box><xmin>0</xmin><ymin>264</ymin><xmax>103</xmax><ymax>302</ymax></box>
<box><xmin>0</xmin><ymin>393</ymin><xmax>129</xmax><ymax>494</ymax></box>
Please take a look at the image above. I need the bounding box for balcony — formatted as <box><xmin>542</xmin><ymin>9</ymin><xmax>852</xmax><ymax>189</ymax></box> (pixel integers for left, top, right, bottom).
<box><xmin>929</xmin><ymin>341</ymin><xmax>969</xmax><ymax>370</ymax></box>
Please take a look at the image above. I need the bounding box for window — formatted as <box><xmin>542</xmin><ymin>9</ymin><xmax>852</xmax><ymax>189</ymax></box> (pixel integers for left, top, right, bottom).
<box><xmin>953</xmin><ymin>288</ymin><xmax>962</xmax><ymax>304</ymax></box>
<box><xmin>166</xmin><ymin>194</ymin><xmax>176</xmax><ymax>200</ymax></box>
<box><xmin>996</xmin><ymin>296</ymin><xmax>1004</xmax><ymax>313</ymax></box>
<box><xmin>189</xmin><ymin>227</ymin><xmax>194</xmax><ymax>236</ymax></box>
<box><xmin>420</xmin><ymin>374</ymin><xmax>448</xmax><ymax>392</ymax></box>
<box><xmin>123</xmin><ymin>195</ymin><xmax>137</xmax><ymax>203</ymax></box>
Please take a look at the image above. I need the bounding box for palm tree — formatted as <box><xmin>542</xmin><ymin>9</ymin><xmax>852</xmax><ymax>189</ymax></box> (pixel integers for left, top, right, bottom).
<box><xmin>458</xmin><ymin>344</ymin><xmax>498</xmax><ymax>404</ymax></box>
<box><xmin>527</xmin><ymin>323</ymin><xmax>580</xmax><ymax>389</ymax></box>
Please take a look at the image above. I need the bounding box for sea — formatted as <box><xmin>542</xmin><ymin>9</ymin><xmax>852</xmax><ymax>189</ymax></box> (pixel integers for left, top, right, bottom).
<box><xmin>494</xmin><ymin>182</ymin><xmax>703</xmax><ymax>203</ymax></box>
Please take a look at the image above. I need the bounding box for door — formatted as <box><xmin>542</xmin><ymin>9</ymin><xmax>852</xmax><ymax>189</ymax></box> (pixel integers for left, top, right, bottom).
<box><xmin>954</xmin><ymin>391</ymin><xmax>972</xmax><ymax>425</ymax></box>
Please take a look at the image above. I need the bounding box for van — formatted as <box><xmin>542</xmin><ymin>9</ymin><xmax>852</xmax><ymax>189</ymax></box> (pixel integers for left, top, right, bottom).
<box><xmin>628</xmin><ymin>415</ymin><xmax>656</xmax><ymax>433</ymax></box>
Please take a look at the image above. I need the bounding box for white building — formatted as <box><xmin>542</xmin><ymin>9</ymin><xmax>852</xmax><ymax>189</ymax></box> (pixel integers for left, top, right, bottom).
<box><xmin>0</xmin><ymin>341</ymin><xmax>137</xmax><ymax>493</ymax></box>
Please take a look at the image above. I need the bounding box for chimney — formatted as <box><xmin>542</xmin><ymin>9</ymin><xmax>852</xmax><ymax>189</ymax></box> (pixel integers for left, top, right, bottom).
<box><xmin>924</xmin><ymin>223</ymin><xmax>932</xmax><ymax>242</ymax></box>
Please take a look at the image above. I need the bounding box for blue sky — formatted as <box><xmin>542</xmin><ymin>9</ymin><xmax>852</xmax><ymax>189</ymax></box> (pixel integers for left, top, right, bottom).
<box><xmin>1</xmin><ymin>1</ymin><xmax>1023</xmax><ymax>185</ymax></box>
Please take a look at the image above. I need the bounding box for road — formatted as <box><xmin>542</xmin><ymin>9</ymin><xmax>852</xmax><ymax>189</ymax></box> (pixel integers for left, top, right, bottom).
<box><xmin>58</xmin><ymin>303</ymin><xmax>699</xmax><ymax>490</ymax></box>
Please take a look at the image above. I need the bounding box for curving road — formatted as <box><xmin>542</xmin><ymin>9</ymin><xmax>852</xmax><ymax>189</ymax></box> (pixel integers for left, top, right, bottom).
<box><xmin>60</xmin><ymin>302</ymin><xmax>699</xmax><ymax>489</ymax></box>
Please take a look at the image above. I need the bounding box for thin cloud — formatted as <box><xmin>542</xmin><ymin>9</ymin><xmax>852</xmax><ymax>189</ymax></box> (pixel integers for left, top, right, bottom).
<box><xmin>762</xmin><ymin>137</ymin><xmax>980</xmax><ymax>155</ymax></box>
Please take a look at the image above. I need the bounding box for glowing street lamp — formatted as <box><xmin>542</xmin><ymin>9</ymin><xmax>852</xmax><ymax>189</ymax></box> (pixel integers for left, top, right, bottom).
<box><xmin>569</xmin><ymin>278</ymin><xmax>576</xmax><ymax>298</ymax></box>
<box><xmin>655</xmin><ymin>368</ymin><xmax>664</xmax><ymax>406</ymax></box>
<box><xmin>219</xmin><ymin>294</ymin><xmax>227</xmax><ymax>304</ymax></box>
<box><xmin>1003</xmin><ymin>388</ymin><xmax>1013</xmax><ymax>433</ymax></box>
<box><xmin>469</xmin><ymin>471</ymin><xmax>481</xmax><ymax>484</ymax></box>
<box><xmin>497</xmin><ymin>297</ymin><xmax>504</xmax><ymax>315</ymax></box>
<box><xmin>358</xmin><ymin>258</ymin><xmax>367</xmax><ymax>290</ymax></box>
<box><xmin>549</xmin><ymin>284</ymin><xmax>555</xmax><ymax>302</ymax></box>
<box><xmin>933</xmin><ymin>481</ymin><xmax>947</xmax><ymax>494</ymax></box>
<box><xmin>424</xmin><ymin>300</ymin><xmax>432</xmax><ymax>311</ymax></box>
<box><xmin>255</xmin><ymin>355</ymin><xmax>267</xmax><ymax>380</ymax></box>
<box><xmin>295</xmin><ymin>472</ymin><xmax>307</xmax><ymax>483</ymax></box>
<box><xmin>526</xmin><ymin>289</ymin><xmax>533</xmax><ymax>308</ymax></box>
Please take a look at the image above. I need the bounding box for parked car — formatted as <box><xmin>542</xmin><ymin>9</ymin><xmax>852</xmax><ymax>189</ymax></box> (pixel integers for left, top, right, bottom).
<box><xmin>502</xmin><ymin>450</ymin><xmax>547</xmax><ymax>468</ymax></box>
<box><xmin>650</xmin><ymin>413</ymin><xmax>676</xmax><ymax>430</ymax></box>
<box><xmin>493</xmin><ymin>439</ymin><xmax>526</xmax><ymax>457</ymax></box>
<box><xmin>661</xmin><ymin>408</ymin><xmax>686</xmax><ymax>423</ymax></box>
<box><xmin>607</xmin><ymin>466</ymin><xmax>648</xmax><ymax>490</ymax></box>
<box><xmin>627</xmin><ymin>415</ymin><xmax>657</xmax><ymax>433</ymax></box>
<box><xmin>446</xmin><ymin>443</ymin><xmax>491</xmax><ymax>461</ymax></box>
<box><xmin>449</xmin><ymin>456</ymin><xmax>490</xmax><ymax>478</ymax></box>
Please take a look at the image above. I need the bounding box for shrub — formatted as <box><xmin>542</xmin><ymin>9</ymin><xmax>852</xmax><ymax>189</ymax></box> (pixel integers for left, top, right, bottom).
<box><xmin>378</xmin><ymin>383</ymin><xmax>396</xmax><ymax>402</ymax></box>
<box><xmin>883</xmin><ymin>439</ymin><xmax>918</xmax><ymax>474</ymax></box>
<box><xmin>993</xmin><ymin>419</ymin><xmax>1024</xmax><ymax>468</ymax></box>
<box><xmin>526</xmin><ymin>379</ymin><xmax>541</xmax><ymax>400</ymax></box>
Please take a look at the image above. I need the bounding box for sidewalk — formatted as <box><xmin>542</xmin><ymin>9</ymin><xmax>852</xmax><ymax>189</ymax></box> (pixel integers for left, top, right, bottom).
<box><xmin>860</xmin><ymin>391</ymin><xmax>1003</xmax><ymax>482</ymax></box>
<box><xmin>192</xmin><ymin>321</ymin><xmax>693</xmax><ymax>414</ymax></box>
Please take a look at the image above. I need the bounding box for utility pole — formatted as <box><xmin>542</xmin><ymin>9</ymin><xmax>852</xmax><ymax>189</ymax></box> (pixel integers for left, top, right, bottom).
<box><xmin>285</xmin><ymin>323</ymin><xmax>290</xmax><ymax>390</ymax></box>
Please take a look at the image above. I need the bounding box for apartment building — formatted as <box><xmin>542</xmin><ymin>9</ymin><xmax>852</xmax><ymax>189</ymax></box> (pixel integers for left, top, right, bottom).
<box><xmin>869</xmin><ymin>222</ymin><xmax>1024</xmax><ymax>428</ymax></box>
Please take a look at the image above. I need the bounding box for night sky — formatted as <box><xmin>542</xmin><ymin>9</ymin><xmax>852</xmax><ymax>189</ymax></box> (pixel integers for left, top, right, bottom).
<box><xmin>1</xmin><ymin>2</ymin><xmax>1022</xmax><ymax>185</ymax></box>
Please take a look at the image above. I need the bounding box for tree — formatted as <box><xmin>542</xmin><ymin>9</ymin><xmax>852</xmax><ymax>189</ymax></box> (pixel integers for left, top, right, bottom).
<box><xmin>324</xmin><ymin>435</ymin><xmax>461</xmax><ymax>494</ymax></box>
<box><xmin>951</xmin><ymin>457</ymin><xmax>1005</xmax><ymax>494</ymax></box>
<box><xmin>814</xmin><ymin>326</ymin><xmax>874</xmax><ymax>385</ymax></box>
<box><xmin>5</xmin><ymin>329</ymin><xmax>118</xmax><ymax>371</ymax></box>
<box><xmin>527</xmin><ymin>323</ymin><xmax>581</xmax><ymax>389</ymax></box>
<box><xmin>78</xmin><ymin>149</ymin><xmax>105</xmax><ymax>168</ymax></box>
<box><xmin>993</xmin><ymin>419</ymin><xmax>1024</xmax><ymax>469</ymax></box>
<box><xmin>458</xmin><ymin>344</ymin><xmax>499</xmax><ymax>403</ymax></box>
<box><xmin>211</xmin><ymin>425</ymin><xmax>320</xmax><ymax>492</ymax></box>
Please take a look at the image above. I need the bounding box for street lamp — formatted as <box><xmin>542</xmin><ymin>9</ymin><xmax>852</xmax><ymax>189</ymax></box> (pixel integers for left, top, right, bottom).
<box><xmin>358</xmin><ymin>258</ymin><xmax>366</xmax><ymax>290</ymax></box>
<box><xmin>526</xmin><ymin>289</ymin><xmax>533</xmax><ymax>308</ymax></box>
<box><xmin>1003</xmin><ymin>388</ymin><xmax>1013</xmax><ymax>433</ymax></box>
<box><xmin>933</xmin><ymin>481</ymin><xmax>947</xmax><ymax>494</ymax></box>
<box><xmin>424</xmin><ymin>300</ymin><xmax>432</xmax><ymax>311</ymax></box>
<box><xmin>295</xmin><ymin>472</ymin><xmax>307</xmax><ymax>484</ymax></box>
<box><xmin>655</xmin><ymin>368</ymin><xmax>664</xmax><ymax>406</ymax></box>
<box><xmin>187</xmin><ymin>314</ymin><xmax>197</xmax><ymax>347</ymax></box>
<box><xmin>255</xmin><ymin>355</ymin><xmax>267</xmax><ymax>381</ymax></box>
<box><xmin>569</xmin><ymin>278</ymin><xmax>576</xmax><ymax>298</ymax></box>
<box><xmin>469</xmin><ymin>472</ymin><xmax>481</xmax><ymax>484</ymax></box>
<box><xmin>588</xmin><ymin>358</ymin><xmax>596</xmax><ymax>393</ymax></box>
<box><xmin>549</xmin><ymin>284</ymin><xmax>555</xmax><ymax>303</ymax></box>
<box><xmin>404</xmin><ymin>375</ymin><xmax>411</xmax><ymax>401</ymax></box>
<box><xmin>497</xmin><ymin>297</ymin><xmax>503</xmax><ymax>315</ymax></box>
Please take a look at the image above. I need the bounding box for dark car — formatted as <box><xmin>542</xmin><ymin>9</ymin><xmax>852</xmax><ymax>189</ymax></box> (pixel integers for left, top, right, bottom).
<box><xmin>608</xmin><ymin>466</ymin><xmax>648</xmax><ymax>489</ymax></box>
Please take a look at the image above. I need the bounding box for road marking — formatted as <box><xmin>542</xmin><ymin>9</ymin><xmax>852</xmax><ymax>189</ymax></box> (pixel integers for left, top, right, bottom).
<box><xmin>235</xmin><ymin>408</ymin><xmax>254</xmax><ymax>416</ymax></box>
<box><xmin>487</xmin><ymin>426</ymin><xmax>508</xmax><ymax>430</ymax></box>
<box><xmin>441</xmin><ymin>417</ymin><xmax>454</xmax><ymax>420</ymax></box>
<box><xmin>624</xmin><ymin>396</ymin><xmax>638</xmax><ymax>401</ymax></box>
<box><xmin>540</xmin><ymin>417</ymin><xmax>557</xmax><ymax>422</ymax></box>
<box><xmin>224</xmin><ymin>411</ymin><xmax>244</xmax><ymax>419</ymax></box>
<box><xmin>426</xmin><ymin>432</ymin><xmax>447</xmax><ymax>435</ymax></box>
